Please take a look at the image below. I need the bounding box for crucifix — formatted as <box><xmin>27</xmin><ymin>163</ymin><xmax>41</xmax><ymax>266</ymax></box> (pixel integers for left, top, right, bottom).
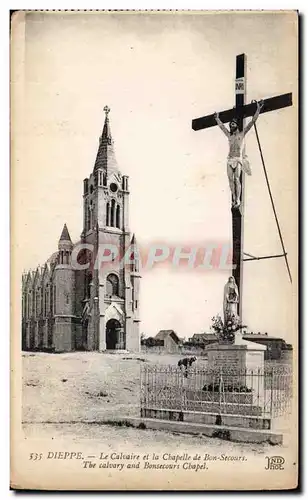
<box><xmin>104</xmin><ymin>105</ymin><xmax>111</xmax><ymax>116</ymax></box>
<box><xmin>192</xmin><ymin>53</ymin><xmax>292</xmax><ymax>321</ymax></box>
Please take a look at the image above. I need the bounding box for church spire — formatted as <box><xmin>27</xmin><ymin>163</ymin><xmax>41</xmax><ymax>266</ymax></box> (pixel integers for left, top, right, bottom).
<box><xmin>59</xmin><ymin>223</ymin><xmax>72</xmax><ymax>243</ymax></box>
<box><xmin>93</xmin><ymin>105</ymin><xmax>119</xmax><ymax>175</ymax></box>
<box><xmin>58</xmin><ymin>223</ymin><xmax>73</xmax><ymax>252</ymax></box>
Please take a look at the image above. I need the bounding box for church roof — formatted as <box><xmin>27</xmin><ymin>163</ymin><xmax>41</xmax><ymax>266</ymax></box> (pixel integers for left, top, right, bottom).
<box><xmin>59</xmin><ymin>223</ymin><xmax>72</xmax><ymax>242</ymax></box>
<box><xmin>93</xmin><ymin>106</ymin><xmax>119</xmax><ymax>176</ymax></box>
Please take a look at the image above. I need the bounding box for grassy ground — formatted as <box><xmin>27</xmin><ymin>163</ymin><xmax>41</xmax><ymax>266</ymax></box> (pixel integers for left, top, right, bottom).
<box><xmin>22</xmin><ymin>351</ymin><xmax>274</xmax><ymax>453</ymax></box>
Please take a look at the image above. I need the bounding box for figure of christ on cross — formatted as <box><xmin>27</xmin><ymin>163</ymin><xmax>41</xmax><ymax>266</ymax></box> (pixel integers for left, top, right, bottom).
<box><xmin>192</xmin><ymin>53</ymin><xmax>292</xmax><ymax>321</ymax></box>
<box><xmin>214</xmin><ymin>100</ymin><xmax>263</xmax><ymax>208</ymax></box>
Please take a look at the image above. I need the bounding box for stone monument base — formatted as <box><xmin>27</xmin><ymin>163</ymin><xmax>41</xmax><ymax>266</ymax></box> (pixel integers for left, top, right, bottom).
<box><xmin>205</xmin><ymin>332</ymin><xmax>266</xmax><ymax>390</ymax></box>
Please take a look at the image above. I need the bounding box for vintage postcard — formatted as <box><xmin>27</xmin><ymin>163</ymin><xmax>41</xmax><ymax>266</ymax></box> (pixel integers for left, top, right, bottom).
<box><xmin>11</xmin><ymin>10</ymin><xmax>298</xmax><ymax>490</ymax></box>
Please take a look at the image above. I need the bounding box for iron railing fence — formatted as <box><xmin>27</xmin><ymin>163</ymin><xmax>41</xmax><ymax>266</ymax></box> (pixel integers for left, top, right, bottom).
<box><xmin>140</xmin><ymin>364</ymin><xmax>293</xmax><ymax>419</ymax></box>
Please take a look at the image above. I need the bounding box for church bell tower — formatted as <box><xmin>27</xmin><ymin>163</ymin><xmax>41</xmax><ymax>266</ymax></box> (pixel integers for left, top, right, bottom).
<box><xmin>81</xmin><ymin>106</ymin><xmax>140</xmax><ymax>352</ymax></box>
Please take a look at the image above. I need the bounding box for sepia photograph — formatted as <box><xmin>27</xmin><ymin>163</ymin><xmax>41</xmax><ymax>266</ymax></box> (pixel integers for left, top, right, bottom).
<box><xmin>10</xmin><ymin>10</ymin><xmax>298</xmax><ymax>490</ymax></box>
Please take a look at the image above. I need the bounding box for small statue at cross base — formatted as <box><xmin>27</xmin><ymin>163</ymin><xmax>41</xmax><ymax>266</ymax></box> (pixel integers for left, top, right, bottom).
<box><xmin>214</xmin><ymin>100</ymin><xmax>264</xmax><ymax>208</ymax></box>
<box><xmin>223</xmin><ymin>276</ymin><xmax>239</xmax><ymax>324</ymax></box>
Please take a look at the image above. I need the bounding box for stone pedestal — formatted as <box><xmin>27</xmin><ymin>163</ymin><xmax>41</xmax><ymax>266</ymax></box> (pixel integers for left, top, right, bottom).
<box><xmin>206</xmin><ymin>332</ymin><xmax>266</xmax><ymax>392</ymax></box>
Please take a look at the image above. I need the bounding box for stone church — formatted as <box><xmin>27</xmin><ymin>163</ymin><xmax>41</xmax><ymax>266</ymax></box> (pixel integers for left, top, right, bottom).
<box><xmin>22</xmin><ymin>107</ymin><xmax>141</xmax><ymax>352</ymax></box>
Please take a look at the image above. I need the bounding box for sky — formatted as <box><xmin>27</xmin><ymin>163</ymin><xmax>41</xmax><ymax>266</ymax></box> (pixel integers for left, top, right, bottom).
<box><xmin>12</xmin><ymin>11</ymin><xmax>298</xmax><ymax>341</ymax></box>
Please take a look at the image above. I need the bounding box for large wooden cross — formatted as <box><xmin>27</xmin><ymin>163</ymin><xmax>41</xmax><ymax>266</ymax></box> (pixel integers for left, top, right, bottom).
<box><xmin>192</xmin><ymin>53</ymin><xmax>292</xmax><ymax>319</ymax></box>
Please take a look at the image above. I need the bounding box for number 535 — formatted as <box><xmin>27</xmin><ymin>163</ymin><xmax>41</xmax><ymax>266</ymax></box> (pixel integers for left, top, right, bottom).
<box><xmin>29</xmin><ymin>453</ymin><xmax>43</xmax><ymax>461</ymax></box>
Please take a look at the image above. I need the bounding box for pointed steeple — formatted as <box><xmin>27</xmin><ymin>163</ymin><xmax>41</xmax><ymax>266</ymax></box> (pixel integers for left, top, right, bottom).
<box><xmin>58</xmin><ymin>223</ymin><xmax>73</xmax><ymax>253</ymax></box>
<box><xmin>93</xmin><ymin>106</ymin><xmax>119</xmax><ymax>175</ymax></box>
<box><xmin>59</xmin><ymin>223</ymin><xmax>72</xmax><ymax>243</ymax></box>
<box><xmin>58</xmin><ymin>223</ymin><xmax>73</xmax><ymax>266</ymax></box>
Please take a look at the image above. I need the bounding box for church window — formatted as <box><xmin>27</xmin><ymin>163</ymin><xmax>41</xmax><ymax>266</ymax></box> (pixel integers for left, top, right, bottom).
<box><xmin>84</xmin><ymin>201</ymin><xmax>88</xmax><ymax>230</ymax></box>
<box><xmin>111</xmin><ymin>199</ymin><xmax>116</xmax><ymax>227</ymax></box>
<box><xmin>116</xmin><ymin>205</ymin><xmax>120</xmax><ymax>228</ymax></box>
<box><xmin>89</xmin><ymin>202</ymin><xmax>93</xmax><ymax>229</ymax></box>
<box><xmin>99</xmin><ymin>172</ymin><xmax>102</xmax><ymax>186</ymax></box>
<box><xmin>35</xmin><ymin>290</ymin><xmax>38</xmax><ymax>317</ymax></box>
<box><xmin>47</xmin><ymin>285</ymin><xmax>50</xmax><ymax>313</ymax></box>
<box><xmin>106</xmin><ymin>202</ymin><xmax>110</xmax><ymax>226</ymax></box>
<box><xmin>122</xmin><ymin>177</ymin><xmax>128</xmax><ymax>191</ymax></box>
<box><xmin>103</xmin><ymin>172</ymin><xmax>107</xmax><ymax>186</ymax></box>
<box><xmin>44</xmin><ymin>289</ymin><xmax>47</xmax><ymax>316</ymax></box>
<box><xmin>53</xmin><ymin>285</ymin><xmax>56</xmax><ymax>315</ymax></box>
<box><xmin>106</xmin><ymin>273</ymin><xmax>119</xmax><ymax>297</ymax></box>
<box><xmin>87</xmin><ymin>206</ymin><xmax>91</xmax><ymax>231</ymax></box>
<box><xmin>30</xmin><ymin>290</ymin><xmax>34</xmax><ymax>317</ymax></box>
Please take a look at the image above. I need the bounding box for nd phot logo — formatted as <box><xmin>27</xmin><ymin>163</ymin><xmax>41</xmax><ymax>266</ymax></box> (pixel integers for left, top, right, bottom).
<box><xmin>265</xmin><ymin>456</ymin><xmax>285</xmax><ymax>470</ymax></box>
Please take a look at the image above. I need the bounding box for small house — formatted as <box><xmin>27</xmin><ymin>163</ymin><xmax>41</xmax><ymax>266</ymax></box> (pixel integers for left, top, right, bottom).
<box><xmin>155</xmin><ymin>330</ymin><xmax>180</xmax><ymax>353</ymax></box>
<box><xmin>188</xmin><ymin>333</ymin><xmax>218</xmax><ymax>347</ymax></box>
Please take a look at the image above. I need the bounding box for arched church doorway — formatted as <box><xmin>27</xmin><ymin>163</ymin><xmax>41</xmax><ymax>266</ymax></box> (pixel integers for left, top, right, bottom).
<box><xmin>106</xmin><ymin>318</ymin><xmax>122</xmax><ymax>350</ymax></box>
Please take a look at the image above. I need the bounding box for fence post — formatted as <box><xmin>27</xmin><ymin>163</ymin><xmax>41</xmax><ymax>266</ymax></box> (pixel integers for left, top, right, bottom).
<box><xmin>270</xmin><ymin>367</ymin><xmax>274</xmax><ymax>418</ymax></box>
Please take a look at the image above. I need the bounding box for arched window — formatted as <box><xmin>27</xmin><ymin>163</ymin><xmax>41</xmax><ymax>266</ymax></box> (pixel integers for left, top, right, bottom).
<box><xmin>111</xmin><ymin>199</ymin><xmax>116</xmax><ymax>227</ymax></box>
<box><xmin>106</xmin><ymin>202</ymin><xmax>110</xmax><ymax>226</ymax></box>
<box><xmin>47</xmin><ymin>285</ymin><xmax>50</xmax><ymax>313</ymax></box>
<box><xmin>87</xmin><ymin>205</ymin><xmax>91</xmax><ymax>231</ymax></box>
<box><xmin>29</xmin><ymin>290</ymin><xmax>33</xmax><ymax>317</ymax></box>
<box><xmin>106</xmin><ymin>273</ymin><xmax>119</xmax><ymax>297</ymax></box>
<box><xmin>34</xmin><ymin>290</ymin><xmax>38</xmax><ymax>317</ymax></box>
<box><xmin>53</xmin><ymin>285</ymin><xmax>56</xmax><ymax>315</ymax></box>
<box><xmin>22</xmin><ymin>293</ymin><xmax>25</xmax><ymax>318</ymax></box>
<box><xmin>44</xmin><ymin>288</ymin><xmax>47</xmax><ymax>316</ymax></box>
<box><xmin>116</xmin><ymin>205</ymin><xmax>120</xmax><ymax>228</ymax></box>
<box><xmin>84</xmin><ymin>201</ymin><xmax>88</xmax><ymax>231</ymax></box>
<box><xmin>89</xmin><ymin>202</ymin><xmax>93</xmax><ymax>229</ymax></box>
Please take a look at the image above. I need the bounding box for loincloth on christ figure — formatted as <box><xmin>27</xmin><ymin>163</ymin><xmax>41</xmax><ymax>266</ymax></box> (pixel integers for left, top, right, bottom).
<box><xmin>227</xmin><ymin>155</ymin><xmax>252</xmax><ymax>175</ymax></box>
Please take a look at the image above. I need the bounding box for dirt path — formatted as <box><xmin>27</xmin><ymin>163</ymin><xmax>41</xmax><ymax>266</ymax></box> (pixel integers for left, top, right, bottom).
<box><xmin>23</xmin><ymin>422</ymin><xmax>270</xmax><ymax>456</ymax></box>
